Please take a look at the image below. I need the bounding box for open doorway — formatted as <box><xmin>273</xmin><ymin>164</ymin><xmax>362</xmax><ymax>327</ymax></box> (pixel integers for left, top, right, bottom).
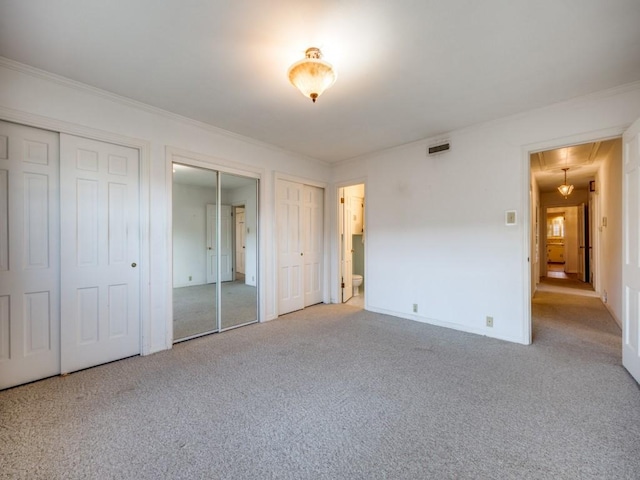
<box><xmin>339</xmin><ymin>183</ymin><xmax>365</xmax><ymax>308</ymax></box>
<box><xmin>529</xmin><ymin>138</ymin><xmax>623</xmax><ymax>339</ymax></box>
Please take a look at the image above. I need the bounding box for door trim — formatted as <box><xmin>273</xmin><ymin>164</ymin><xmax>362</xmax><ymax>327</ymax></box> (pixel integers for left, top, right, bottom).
<box><xmin>274</xmin><ymin>173</ymin><xmax>329</xmax><ymax>319</ymax></box>
<box><xmin>334</xmin><ymin>178</ymin><xmax>368</xmax><ymax>306</ymax></box>
<box><xmin>166</xmin><ymin>146</ymin><xmax>264</xmax><ymax>343</ymax></box>
<box><xmin>0</xmin><ymin>107</ymin><xmax>152</xmax><ymax>355</ymax></box>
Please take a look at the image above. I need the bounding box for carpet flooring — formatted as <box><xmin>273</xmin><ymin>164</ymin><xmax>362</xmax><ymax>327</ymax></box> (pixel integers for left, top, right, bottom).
<box><xmin>1</xmin><ymin>293</ymin><xmax>639</xmax><ymax>479</ymax></box>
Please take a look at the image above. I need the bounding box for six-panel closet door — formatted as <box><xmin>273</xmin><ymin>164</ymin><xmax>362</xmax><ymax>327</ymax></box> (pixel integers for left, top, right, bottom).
<box><xmin>60</xmin><ymin>134</ymin><xmax>141</xmax><ymax>374</ymax></box>
<box><xmin>277</xmin><ymin>179</ymin><xmax>323</xmax><ymax>315</ymax></box>
<box><xmin>0</xmin><ymin>122</ymin><xmax>142</xmax><ymax>390</ymax></box>
<box><xmin>0</xmin><ymin>121</ymin><xmax>61</xmax><ymax>390</ymax></box>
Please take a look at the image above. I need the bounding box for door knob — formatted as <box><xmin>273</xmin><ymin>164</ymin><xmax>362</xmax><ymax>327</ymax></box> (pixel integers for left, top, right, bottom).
<box><xmin>300</xmin><ymin>253</ymin><xmax>304</xmax><ymax>256</ymax></box>
<box><xmin>131</xmin><ymin>262</ymin><xmax>137</xmax><ymax>268</ymax></box>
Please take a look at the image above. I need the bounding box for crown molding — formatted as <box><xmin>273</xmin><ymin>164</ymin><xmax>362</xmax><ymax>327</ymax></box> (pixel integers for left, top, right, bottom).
<box><xmin>332</xmin><ymin>80</ymin><xmax>640</xmax><ymax>166</ymax></box>
<box><xmin>0</xmin><ymin>56</ymin><xmax>326</xmax><ymax>166</ymax></box>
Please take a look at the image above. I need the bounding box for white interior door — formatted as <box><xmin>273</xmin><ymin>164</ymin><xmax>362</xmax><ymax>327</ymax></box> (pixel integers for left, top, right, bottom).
<box><xmin>622</xmin><ymin>117</ymin><xmax>640</xmax><ymax>384</ymax></box>
<box><xmin>235</xmin><ymin>208</ymin><xmax>246</xmax><ymax>276</ymax></box>
<box><xmin>60</xmin><ymin>134</ymin><xmax>140</xmax><ymax>374</ymax></box>
<box><xmin>206</xmin><ymin>204</ymin><xmax>233</xmax><ymax>283</ymax></box>
<box><xmin>277</xmin><ymin>180</ymin><xmax>304</xmax><ymax>314</ymax></box>
<box><xmin>303</xmin><ymin>185</ymin><xmax>323</xmax><ymax>307</ymax></box>
<box><xmin>342</xmin><ymin>192</ymin><xmax>353</xmax><ymax>302</ymax></box>
<box><xmin>0</xmin><ymin>121</ymin><xmax>60</xmax><ymax>389</ymax></box>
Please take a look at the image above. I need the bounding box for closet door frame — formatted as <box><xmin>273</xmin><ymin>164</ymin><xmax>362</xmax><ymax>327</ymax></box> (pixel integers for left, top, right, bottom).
<box><xmin>274</xmin><ymin>173</ymin><xmax>329</xmax><ymax>316</ymax></box>
<box><xmin>166</xmin><ymin>147</ymin><xmax>263</xmax><ymax>342</ymax></box>
<box><xmin>0</xmin><ymin>108</ymin><xmax>153</xmax><ymax>354</ymax></box>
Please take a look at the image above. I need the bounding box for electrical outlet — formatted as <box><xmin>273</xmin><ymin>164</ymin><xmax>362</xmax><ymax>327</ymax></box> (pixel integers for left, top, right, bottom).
<box><xmin>413</xmin><ymin>304</ymin><xmax>418</xmax><ymax>313</ymax></box>
<box><xmin>486</xmin><ymin>316</ymin><xmax>494</xmax><ymax>327</ymax></box>
<box><xmin>603</xmin><ymin>290</ymin><xmax>607</xmax><ymax>303</ymax></box>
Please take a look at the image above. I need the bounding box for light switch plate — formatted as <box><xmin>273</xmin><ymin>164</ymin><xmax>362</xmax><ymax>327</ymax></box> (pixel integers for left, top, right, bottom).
<box><xmin>505</xmin><ymin>210</ymin><xmax>517</xmax><ymax>225</ymax></box>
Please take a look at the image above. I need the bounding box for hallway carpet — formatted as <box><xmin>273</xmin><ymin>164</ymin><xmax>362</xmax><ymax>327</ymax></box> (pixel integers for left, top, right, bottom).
<box><xmin>1</xmin><ymin>294</ymin><xmax>639</xmax><ymax>479</ymax></box>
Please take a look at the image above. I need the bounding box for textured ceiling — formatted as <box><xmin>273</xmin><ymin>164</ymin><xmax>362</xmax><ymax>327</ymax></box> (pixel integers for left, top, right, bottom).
<box><xmin>1</xmin><ymin>0</ymin><xmax>639</xmax><ymax>163</ymax></box>
<box><xmin>531</xmin><ymin>139</ymin><xmax>619</xmax><ymax>193</ymax></box>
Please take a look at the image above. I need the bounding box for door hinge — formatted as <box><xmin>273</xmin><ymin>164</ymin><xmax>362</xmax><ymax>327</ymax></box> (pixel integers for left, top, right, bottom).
<box><xmin>340</xmin><ymin>197</ymin><xmax>345</xmax><ymax>204</ymax></box>
<box><xmin>341</xmin><ymin>282</ymin><xmax>345</xmax><ymax>288</ymax></box>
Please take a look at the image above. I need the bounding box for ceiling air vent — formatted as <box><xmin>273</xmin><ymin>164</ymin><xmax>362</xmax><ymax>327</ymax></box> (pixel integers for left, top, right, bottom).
<box><xmin>428</xmin><ymin>142</ymin><xmax>450</xmax><ymax>156</ymax></box>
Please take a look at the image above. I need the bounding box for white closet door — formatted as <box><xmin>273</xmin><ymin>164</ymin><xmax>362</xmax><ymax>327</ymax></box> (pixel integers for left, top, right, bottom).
<box><xmin>303</xmin><ymin>185</ymin><xmax>323</xmax><ymax>306</ymax></box>
<box><xmin>60</xmin><ymin>134</ymin><xmax>140</xmax><ymax>374</ymax></box>
<box><xmin>0</xmin><ymin>121</ymin><xmax>60</xmax><ymax>390</ymax></box>
<box><xmin>622</xmin><ymin>117</ymin><xmax>640</xmax><ymax>384</ymax></box>
<box><xmin>277</xmin><ymin>180</ymin><xmax>304</xmax><ymax>314</ymax></box>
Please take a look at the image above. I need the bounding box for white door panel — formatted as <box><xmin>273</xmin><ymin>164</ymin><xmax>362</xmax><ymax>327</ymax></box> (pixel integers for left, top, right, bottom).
<box><xmin>623</xmin><ymin>117</ymin><xmax>640</xmax><ymax>384</ymax></box>
<box><xmin>60</xmin><ymin>134</ymin><xmax>140</xmax><ymax>374</ymax></box>
<box><xmin>342</xmin><ymin>192</ymin><xmax>353</xmax><ymax>302</ymax></box>
<box><xmin>303</xmin><ymin>185</ymin><xmax>323</xmax><ymax>307</ymax></box>
<box><xmin>0</xmin><ymin>121</ymin><xmax>60</xmax><ymax>389</ymax></box>
<box><xmin>206</xmin><ymin>204</ymin><xmax>232</xmax><ymax>283</ymax></box>
<box><xmin>235</xmin><ymin>209</ymin><xmax>246</xmax><ymax>276</ymax></box>
<box><xmin>277</xmin><ymin>180</ymin><xmax>304</xmax><ymax>314</ymax></box>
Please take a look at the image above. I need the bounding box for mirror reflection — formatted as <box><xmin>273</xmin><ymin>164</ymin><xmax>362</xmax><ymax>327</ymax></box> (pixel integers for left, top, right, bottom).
<box><xmin>172</xmin><ymin>164</ymin><xmax>258</xmax><ymax>342</ymax></box>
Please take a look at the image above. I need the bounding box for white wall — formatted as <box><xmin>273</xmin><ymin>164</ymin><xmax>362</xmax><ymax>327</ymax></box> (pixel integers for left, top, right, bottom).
<box><xmin>597</xmin><ymin>139</ymin><xmax>623</xmax><ymax>325</ymax></box>
<box><xmin>0</xmin><ymin>59</ymin><xmax>331</xmax><ymax>354</ymax></box>
<box><xmin>172</xmin><ymin>183</ymin><xmax>217</xmax><ymax>287</ymax></box>
<box><xmin>332</xmin><ymin>83</ymin><xmax>640</xmax><ymax>344</ymax></box>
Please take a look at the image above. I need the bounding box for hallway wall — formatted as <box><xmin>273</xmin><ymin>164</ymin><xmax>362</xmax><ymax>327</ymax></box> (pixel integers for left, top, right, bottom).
<box><xmin>597</xmin><ymin>139</ymin><xmax>623</xmax><ymax>326</ymax></box>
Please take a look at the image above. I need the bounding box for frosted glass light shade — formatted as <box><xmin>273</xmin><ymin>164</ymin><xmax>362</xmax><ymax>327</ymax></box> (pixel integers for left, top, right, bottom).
<box><xmin>557</xmin><ymin>183</ymin><xmax>574</xmax><ymax>198</ymax></box>
<box><xmin>557</xmin><ymin>168</ymin><xmax>574</xmax><ymax>198</ymax></box>
<box><xmin>288</xmin><ymin>48</ymin><xmax>336</xmax><ymax>103</ymax></box>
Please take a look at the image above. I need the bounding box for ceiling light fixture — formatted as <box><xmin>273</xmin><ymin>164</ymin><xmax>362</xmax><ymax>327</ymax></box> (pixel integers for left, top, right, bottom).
<box><xmin>557</xmin><ymin>167</ymin><xmax>574</xmax><ymax>198</ymax></box>
<box><xmin>288</xmin><ymin>47</ymin><xmax>336</xmax><ymax>103</ymax></box>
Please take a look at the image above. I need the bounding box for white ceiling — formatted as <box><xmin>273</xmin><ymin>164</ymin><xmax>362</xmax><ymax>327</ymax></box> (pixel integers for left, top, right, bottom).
<box><xmin>1</xmin><ymin>1</ymin><xmax>639</xmax><ymax>163</ymax></box>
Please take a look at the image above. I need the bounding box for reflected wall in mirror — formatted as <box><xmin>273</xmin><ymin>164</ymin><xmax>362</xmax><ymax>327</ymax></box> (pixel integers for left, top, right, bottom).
<box><xmin>220</xmin><ymin>172</ymin><xmax>258</xmax><ymax>330</ymax></box>
<box><xmin>172</xmin><ymin>164</ymin><xmax>218</xmax><ymax>341</ymax></box>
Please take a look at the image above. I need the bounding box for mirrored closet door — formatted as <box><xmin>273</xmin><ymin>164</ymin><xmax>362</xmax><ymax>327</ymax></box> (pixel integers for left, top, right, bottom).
<box><xmin>172</xmin><ymin>164</ymin><xmax>258</xmax><ymax>342</ymax></box>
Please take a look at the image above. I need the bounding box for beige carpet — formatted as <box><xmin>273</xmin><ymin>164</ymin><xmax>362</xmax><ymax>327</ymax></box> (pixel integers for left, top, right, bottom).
<box><xmin>2</xmin><ymin>293</ymin><xmax>639</xmax><ymax>479</ymax></box>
